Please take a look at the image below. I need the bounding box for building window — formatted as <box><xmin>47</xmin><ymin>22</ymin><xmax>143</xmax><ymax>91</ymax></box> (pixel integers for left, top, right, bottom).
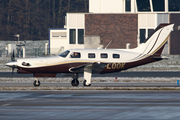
<box><xmin>113</xmin><ymin>54</ymin><xmax>120</xmax><ymax>59</ymax></box>
<box><xmin>88</xmin><ymin>53</ymin><xmax>95</xmax><ymax>58</ymax></box>
<box><xmin>169</xmin><ymin>0</ymin><xmax>180</xmax><ymax>11</ymax></box>
<box><xmin>140</xmin><ymin>29</ymin><xmax>146</xmax><ymax>43</ymax></box>
<box><xmin>136</xmin><ymin>0</ymin><xmax>151</xmax><ymax>12</ymax></box>
<box><xmin>140</xmin><ymin>29</ymin><xmax>155</xmax><ymax>43</ymax></box>
<box><xmin>125</xmin><ymin>0</ymin><xmax>131</xmax><ymax>12</ymax></box>
<box><xmin>78</xmin><ymin>29</ymin><xmax>84</xmax><ymax>44</ymax></box>
<box><xmin>148</xmin><ymin>29</ymin><xmax>154</xmax><ymax>38</ymax></box>
<box><xmin>70</xmin><ymin>29</ymin><xmax>76</xmax><ymax>44</ymax></box>
<box><xmin>52</xmin><ymin>32</ymin><xmax>67</xmax><ymax>38</ymax></box>
<box><xmin>101</xmin><ymin>53</ymin><xmax>108</xmax><ymax>58</ymax></box>
<box><xmin>152</xmin><ymin>0</ymin><xmax>164</xmax><ymax>11</ymax></box>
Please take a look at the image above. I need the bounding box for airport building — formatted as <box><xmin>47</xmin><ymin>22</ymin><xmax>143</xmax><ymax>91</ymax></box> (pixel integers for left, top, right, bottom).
<box><xmin>49</xmin><ymin>0</ymin><xmax>180</xmax><ymax>55</ymax></box>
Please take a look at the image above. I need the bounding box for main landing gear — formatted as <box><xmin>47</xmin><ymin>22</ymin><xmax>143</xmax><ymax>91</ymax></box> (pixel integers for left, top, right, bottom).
<box><xmin>33</xmin><ymin>78</ymin><xmax>41</xmax><ymax>87</ymax></box>
<box><xmin>83</xmin><ymin>80</ymin><xmax>91</xmax><ymax>87</ymax></box>
<box><xmin>71</xmin><ymin>74</ymin><xmax>91</xmax><ymax>87</ymax></box>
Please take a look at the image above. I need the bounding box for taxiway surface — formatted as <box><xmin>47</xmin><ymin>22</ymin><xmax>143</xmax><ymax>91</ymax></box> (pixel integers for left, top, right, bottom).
<box><xmin>0</xmin><ymin>82</ymin><xmax>179</xmax><ymax>87</ymax></box>
<box><xmin>0</xmin><ymin>90</ymin><xmax>180</xmax><ymax>120</ymax></box>
<box><xmin>0</xmin><ymin>71</ymin><xmax>180</xmax><ymax>77</ymax></box>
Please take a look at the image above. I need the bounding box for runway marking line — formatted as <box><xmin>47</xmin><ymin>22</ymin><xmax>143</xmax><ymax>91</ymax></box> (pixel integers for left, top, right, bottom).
<box><xmin>1</xmin><ymin>104</ymin><xmax>11</xmax><ymax>106</ymax></box>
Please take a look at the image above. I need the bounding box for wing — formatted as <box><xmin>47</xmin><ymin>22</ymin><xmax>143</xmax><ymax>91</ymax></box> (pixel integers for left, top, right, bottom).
<box><xmin>69</xmin><ymin>62</ymin><xmax>107</xmax><ymax>86</ymax></box>
<box><xmin>69</xmin><ymin>62</ymin><xmax>107</xmax><ymax>73</ymax></box>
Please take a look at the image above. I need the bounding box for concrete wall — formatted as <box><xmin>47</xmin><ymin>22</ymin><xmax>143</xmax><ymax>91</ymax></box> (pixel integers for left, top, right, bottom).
<box><xmin>89</xmin><ymin>0</ymin><xmax>124</xmax><ymax>13</ymax></box>
<box><xmin>89</xmin><ymin>0</ymin><xmax>137</xmax><ymax>13</ymax></box>
<box><xmin>49</xmin><ymin>29</ymin><xmax>67</xmax><ymax>55</ymax></box>
<box><xmin>67</xmin><ymin>13</ymin><xmax>85</xmax><ymax>49</ymax></box>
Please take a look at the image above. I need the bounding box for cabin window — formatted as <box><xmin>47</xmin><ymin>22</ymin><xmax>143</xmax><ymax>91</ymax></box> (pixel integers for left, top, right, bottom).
<box><xmin>113</xmin><ymin>54</ymin><xmax>120</xmax><ymax>58</ymax></box>
<box><xmin>101</xmin><ymin>53</ymin><xmax>108</xmax><ymax>58</ymax></box>
<box><xmin>88</xmin><ymin>53</ymin><xmax>95</xmax><ymax>58</ymax></box>
<box><xmin>70</xmin><ymin>52</ymin><xmax>81</xmax><ymax>58</ymax></box>
<box><xmin>59</xmin><ymin>50</ymin><xmax>70</xmax><ymax>58</ymax></box>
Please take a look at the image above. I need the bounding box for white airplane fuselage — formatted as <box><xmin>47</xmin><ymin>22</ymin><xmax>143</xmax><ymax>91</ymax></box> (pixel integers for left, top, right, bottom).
<box><xmin>5</xmin><ymin>23</ymin><xmax>174</xmax><ymax>86</ymax></box>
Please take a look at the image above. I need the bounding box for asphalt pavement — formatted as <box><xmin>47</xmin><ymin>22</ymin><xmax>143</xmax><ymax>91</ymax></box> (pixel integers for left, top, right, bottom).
<box><xmin>1</xmin><ymin>71</ymin><xmax>180</xmax><ymax>77</ymax></box>
<box><xmin>0</xmin><ymin>82</ymin><xmax>179</xmax><ymax>87</ymax></box>
<box><xmin>0</xmin><ymin>90</ymin><xmax>180</xmax><ymax>120</ymax></box>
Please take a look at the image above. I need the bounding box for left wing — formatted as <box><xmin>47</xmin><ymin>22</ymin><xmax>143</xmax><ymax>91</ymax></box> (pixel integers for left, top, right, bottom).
<box><xmin>69</xmin><ymin>62</ymin><xmax>107</xmax><ymax>73</ymax></box>
<box><xmin>69</xmin><ymin>62</ymin><xmax>107</xmax><ymax>86</ymax></box>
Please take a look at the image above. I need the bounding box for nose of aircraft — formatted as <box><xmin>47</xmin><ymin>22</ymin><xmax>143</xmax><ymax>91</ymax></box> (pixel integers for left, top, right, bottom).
<box><xmin>5</xmin><ymin>61</ymin><xmax>17</xmax><ymax>67</ymax></box>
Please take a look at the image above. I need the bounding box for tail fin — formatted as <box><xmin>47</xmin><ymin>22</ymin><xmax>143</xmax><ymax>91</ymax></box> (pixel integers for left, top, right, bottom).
<box><xmin>134</xmin><ymin>24</ymin><xmax>174</xmax><ymax>56</ymax></box>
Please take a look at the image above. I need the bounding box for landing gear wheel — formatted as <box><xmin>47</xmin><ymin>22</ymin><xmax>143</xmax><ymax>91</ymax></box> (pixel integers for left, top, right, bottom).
<box><xmin>71</xmin><ymin>79</ymin><xmax>79</xmax><ymax>86</ymax></box>
<box><xmin>83</xmin><ymin>80</ymin><xmax>91</xmax><ymax>87</ymax></box>
<box><xmin>33</xmin><ymin>80</ymin><xmax>41</xmax><ymax>87</ymax></box>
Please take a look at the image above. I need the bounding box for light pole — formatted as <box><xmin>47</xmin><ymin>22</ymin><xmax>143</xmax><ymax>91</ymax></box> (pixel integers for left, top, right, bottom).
<box><xmin>14</xmin><ymin>34</ymin><xmax>26</xmax><ymax>58</ymax></box>
<box><xmin>14</xmin><ymin>34</ymin><xmax>19</xmax><ymax>42</ymax></box>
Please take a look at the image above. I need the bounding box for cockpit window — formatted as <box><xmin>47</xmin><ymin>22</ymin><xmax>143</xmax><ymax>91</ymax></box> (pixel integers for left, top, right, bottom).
<box><xmin>59</xmin><ymin>50</ymin><xmax>70</xmax><ymax>58</ymax></box>
<box><xmin>70</xmin><ymin>52</ymin><xmax>81</xmax><ymax>58</ymax></box>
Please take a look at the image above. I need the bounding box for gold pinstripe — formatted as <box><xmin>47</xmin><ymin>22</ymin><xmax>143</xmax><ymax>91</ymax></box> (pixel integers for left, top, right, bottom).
<box><xmin>131</xmin><ymin>28</ymin><xmax>171</xmax><ymax>61</ymax></box>
<box><xmin>150</xmin><ymin>33</ymin><xmax>170</xmax><ymax>55</ymax></box>
<box><xmin>48</xmin><ymin>60</ymin><xmax>96</xmax><ymax>66</ymax></box>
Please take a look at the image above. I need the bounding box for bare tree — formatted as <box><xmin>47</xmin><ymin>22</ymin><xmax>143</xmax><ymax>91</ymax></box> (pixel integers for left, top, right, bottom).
<box><xmin>0</xmin><ymin>0</ymin><xmax>89</xmax><ymax>40</ymax></box>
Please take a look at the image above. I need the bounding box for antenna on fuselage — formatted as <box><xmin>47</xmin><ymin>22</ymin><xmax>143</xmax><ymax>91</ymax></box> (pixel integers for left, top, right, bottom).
<box><xmin>105</xmin><ymin>40</ymin><xmax>112</xmax><ymax>49</ymax></box>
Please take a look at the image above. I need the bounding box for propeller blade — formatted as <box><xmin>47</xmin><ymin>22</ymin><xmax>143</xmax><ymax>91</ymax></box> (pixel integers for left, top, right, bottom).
<box><xmin>11</xmin><ymin>50</ymin><xmax>15</xmax><ymax>61</ymax></box>
<box><xmin>12</xmin><ymin>66</ymin><xmax>14</xmax><ymax>75</ymax></box>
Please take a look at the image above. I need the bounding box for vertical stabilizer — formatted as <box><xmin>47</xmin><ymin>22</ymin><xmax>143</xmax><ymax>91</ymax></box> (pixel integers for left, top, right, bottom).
<box><xmin>134</xmin><ymin>24</ymin><xmax>174</xmax><ymax>56</ymax></box>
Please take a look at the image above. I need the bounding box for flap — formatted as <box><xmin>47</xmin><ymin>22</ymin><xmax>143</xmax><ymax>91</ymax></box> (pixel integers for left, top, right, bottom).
<box><xmin>69</xmin><ymin>63</ymin><xmax>93</xmax><ymax>73</ymax></box>
<box><xmin>69</xmin><ymin>62</ymin><xmax>107</xmax><ymax>73</ymax></box>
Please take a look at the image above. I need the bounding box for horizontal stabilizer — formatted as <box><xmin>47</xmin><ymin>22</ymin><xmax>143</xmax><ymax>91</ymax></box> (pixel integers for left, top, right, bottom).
<box><xmin>152</xmin><ymin>56</ymin><xmax>169</xmax><ymax>60</ymax></box>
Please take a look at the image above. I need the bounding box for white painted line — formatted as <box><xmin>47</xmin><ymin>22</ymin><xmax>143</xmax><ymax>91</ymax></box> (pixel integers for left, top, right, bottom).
<box><xmin>1</xmin><ymin>104</ymin><xmax>11</xmax><ymax>106</ymax></box>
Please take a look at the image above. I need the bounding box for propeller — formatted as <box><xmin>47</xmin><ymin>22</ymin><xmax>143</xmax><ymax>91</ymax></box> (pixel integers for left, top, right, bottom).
<box><xmin>11</xmin><ymin>50</ymin><xmax>15</xmax><ymax>75</ymax></box>
<box><xmin>11</xmin><ymin>50</ymin><xmax>15</xmax><ymax>62</ymax></box>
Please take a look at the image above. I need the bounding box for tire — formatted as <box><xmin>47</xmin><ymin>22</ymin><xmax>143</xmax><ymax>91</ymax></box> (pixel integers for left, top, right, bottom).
<box><xmin>83</xmin><ymin>80</ymin><xmax>91</xmax><ymax>87</ymax></box>
<box><xmin>33</xmin><ymin>80</ymin><xmax>41</xmax><ymax>87</ymax></box>
<box><xmin>71</xmin><ymin>79</ymin><xmax>79</xmax><ymax>86</ymax></box>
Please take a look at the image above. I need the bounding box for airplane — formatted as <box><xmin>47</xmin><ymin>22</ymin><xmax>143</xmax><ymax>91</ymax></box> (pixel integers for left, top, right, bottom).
<box><xmin>5</xmin><ymin>23</ymin><xmax>174</xmax><ymax>87</ymax></box>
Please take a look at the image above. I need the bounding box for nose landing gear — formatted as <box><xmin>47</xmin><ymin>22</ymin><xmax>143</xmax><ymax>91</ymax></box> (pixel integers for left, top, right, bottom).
<box><xmin>71</xmin><ymin>74</ymin><xmax>79</xmax><ymax>86</ymax></box>
<box><xmin>71</xmin><ymin>79</ymin><xmax>79</xmax><ymax>86</ymax></box>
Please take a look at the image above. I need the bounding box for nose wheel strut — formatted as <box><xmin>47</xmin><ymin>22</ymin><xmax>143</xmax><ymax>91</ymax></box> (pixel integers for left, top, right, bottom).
<box><xmin>71</xmin><ymin>74</ymin><xmax>79</xmax><ymax>86</ymax></box>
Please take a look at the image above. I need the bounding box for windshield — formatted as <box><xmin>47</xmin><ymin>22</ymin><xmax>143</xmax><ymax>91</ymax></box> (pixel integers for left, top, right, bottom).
<box><xmin>59</xmin><ymin>50</ymin><xmax>70</xmax><ymax>58</ymax></box>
